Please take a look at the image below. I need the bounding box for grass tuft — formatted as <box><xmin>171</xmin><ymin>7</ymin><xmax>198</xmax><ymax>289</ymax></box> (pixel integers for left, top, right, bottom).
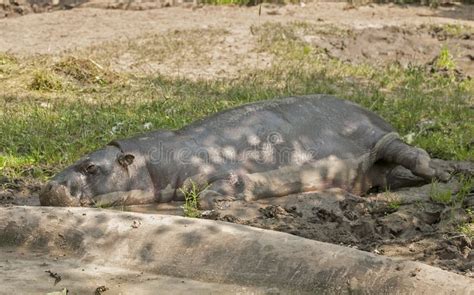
<box><xmin>54</xmin><ymin>56</ymin><xmax>117</xmax><ymax>85</ymax></box>
<box><xmin>180</xmin><ymin>181</ymin><xmax>209</xmax><ymax>218</ymax></box>
<box><xmin>430</xmin><ymin>181</ymin><xmax>453</xmax><ymax>205</ymax></box>
<box><xmin>428</xmin><ymin>23</ymin><xmax>474</xmax><ymax>38</ymax></box>
<box><xmin>29</xmin><ymin>70</ymin><xmax>63</xmax><ymax>91</ymax></box>
<box><xmin>0</xmin><ymin>53</ymin><xmax>17</xmax><ymax>67</ymax></box>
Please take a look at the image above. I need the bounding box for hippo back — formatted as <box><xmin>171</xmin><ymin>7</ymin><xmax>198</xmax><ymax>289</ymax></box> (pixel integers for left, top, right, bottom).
<box><xmin>178</xmin><ymin>95</ymin><xmax>394</xmax><ymax>168</ymax></box>
<box><xmin>110</xmin><ymin>95</ymin><xmax>395</xmax><ymax>195</ymax></box>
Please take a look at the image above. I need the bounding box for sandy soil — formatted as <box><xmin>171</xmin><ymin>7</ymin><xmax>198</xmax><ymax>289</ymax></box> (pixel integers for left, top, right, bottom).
<box><xmin>4</xmin><ymin>206</ymin><xmax>473</xmax><ymax>294</ymax></box>
<box><xmin>0</xmin><ymin>2</ymin><xmax>473</xmax><ymax>78</ymax></box>
<box><xmin>1</xmin><ymin>250</ymin><xmax>263</xmax><ymax>294</ymax></box>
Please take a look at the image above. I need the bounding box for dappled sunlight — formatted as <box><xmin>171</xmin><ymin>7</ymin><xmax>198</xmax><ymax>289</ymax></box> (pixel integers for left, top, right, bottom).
<box><xmin>39</xmin><ymin>95</ymin><xmax>408</xmax><ymax>207</ymax></box>
<box><xmin>0</xmin><ymin>3</ymin><xmax>473</xmax><ymax>292</ymax></box>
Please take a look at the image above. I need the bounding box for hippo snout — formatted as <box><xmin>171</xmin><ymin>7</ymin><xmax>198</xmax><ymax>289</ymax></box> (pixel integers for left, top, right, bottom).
<box><xmin>39</xmin><ymin>181</ymin><xmax>81</xmax><ymax>207</ymax></box>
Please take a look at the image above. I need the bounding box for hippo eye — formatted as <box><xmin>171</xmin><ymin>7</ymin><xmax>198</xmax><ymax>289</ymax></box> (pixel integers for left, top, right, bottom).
<box><xmin>85</xmin><ymin>164</ymin><xmax>99</xmax><ymax>175</ymax></box>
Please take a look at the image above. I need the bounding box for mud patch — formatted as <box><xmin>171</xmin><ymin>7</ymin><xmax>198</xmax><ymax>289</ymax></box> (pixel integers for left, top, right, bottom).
<box><xmin>202</xmin><ymin>178</ymin><xmax>474</xmax><ymax>277</ymax></box>
<box><xmin>0</xmin><ymin>177</ymin><xmax>41</xmax><ymax>206</ymax></box>
<box><xmin>2</xmin><ymin>172</ymin><xmax>473</xmax><ymax>277</ymax></box>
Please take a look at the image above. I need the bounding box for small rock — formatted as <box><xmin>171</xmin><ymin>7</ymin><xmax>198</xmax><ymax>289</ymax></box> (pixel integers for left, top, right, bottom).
<box><xmin>131</xmin><ymin>220</ymin><xmax>142</xmax><ymax>228</ymax></box>
<box><xmin>95</xmin><ymin>286</ymin><xmax>108</xmax><ymax>295</ymax></box>
<box><xmin>437</xmin><ymin>245</ymin><xmax>462</xmax><ymax>260</ymax></box>
<box><xmin>143</xmin><ymin>122</ymin><xmax>153</xmax><ymax>130</ymax></box>
<box><xmin>259</xmin><ymin>205</ymin><xmax>288</xmax><ymax>219</ymax></box>
<box><xmin>45</xmin><ymin>270</ymin><xmax>61</xmax><ymax>285</ymax></box>
<box><xmin>410</xmin><ymin>267</ymin><xmax>421</xmax><ymax>277</ymax></box>
<box><xmin>201</xmin><ymin>210</ymin><xmax>219</xmax><ymax>220</ymax></box>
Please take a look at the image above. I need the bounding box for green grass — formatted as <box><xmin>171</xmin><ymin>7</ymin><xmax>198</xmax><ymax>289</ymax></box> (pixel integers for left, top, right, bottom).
<box><xmin>179</xmin><ymin>181</ymin><xmax>209</xmax><ymax>218</ymax></box>
<box><xmin>251</xmin><ymin>21</ymin><xmax>351</xmax><ymax>56</ymax></box>
<box><xmin>430</xmin><ymin>182</ymin><xmax>454</xmax><ymax>205</ymax></box>
<box><xmin>0</xmin><ymin>23</ymin><xmax>472</xmax><ymax>182</ymax></box>
<box><xmin>387</xmin><ymin>199</ymin><xmax>402</xmax><ymax>211</ymax></box>
<box><xmin>435</xmin><ymin>46</ymin><xmax>457</xmax><ymax>72</ymax></box>
<box><xmin>428</xmin><ymin>24</ymin><xmax>474</xmax><ymax>39</ymax></box>
<box><xmin>29</xmin><ymin>70</ymin><xmax>64</xmax><ymax>91</ymax></box>
<box><xmin>458</xmin><ymin>208</ymin><xmax>474</xmax><ymax>238</ymax></box>
<box><xmin>430</xmin><ymin>176</ymin><xmax>473</xmax><ymax>207</ymax></box>
<box><xmin>430</xmin><ymin>176</ymin><xmax>474</xmax><ymax>235</ymax></box>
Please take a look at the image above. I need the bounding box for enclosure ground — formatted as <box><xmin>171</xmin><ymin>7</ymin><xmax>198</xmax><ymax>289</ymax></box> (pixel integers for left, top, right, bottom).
<box><xmin>0</xmin><ymin>0</ymin><xmax>473</xmax><ymax>282</ymax></box>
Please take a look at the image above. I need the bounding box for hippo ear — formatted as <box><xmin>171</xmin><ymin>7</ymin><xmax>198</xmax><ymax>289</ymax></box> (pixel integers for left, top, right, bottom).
<box><xmin>118</xmin><ymin>153</ymin><xmax>135</xmax><ymax>167</ymax></box>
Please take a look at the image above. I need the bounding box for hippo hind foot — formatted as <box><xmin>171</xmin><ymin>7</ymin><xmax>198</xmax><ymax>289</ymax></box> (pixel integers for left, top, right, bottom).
<box><xmin>427</xmin><ymin>158</ymin><xmax>452</xmax><ymax>182</ymax></box>
<box><xmin>380</xmin><ymin>139</ymin><xmax>451</xmax><ymax>182</ymax></box>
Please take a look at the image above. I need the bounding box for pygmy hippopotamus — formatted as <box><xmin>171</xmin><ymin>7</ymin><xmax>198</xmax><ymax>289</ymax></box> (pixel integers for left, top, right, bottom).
<box><xmin>40</xmin><ymin>94</ymin><xmax>450</xmax><ymax>209</ymax></box>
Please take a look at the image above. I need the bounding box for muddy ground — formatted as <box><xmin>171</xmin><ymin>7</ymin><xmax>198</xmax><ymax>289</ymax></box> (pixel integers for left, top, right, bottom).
<box><xmin>209</xmin><ymin>177</ymin><xmax>474</xmax><ymax>277</ymax></box>
<box><xmin>1</xmin><ymin>0</ymin><xmax>473</xmax><ymax>282</ymax></box>
<box><xmin>1</xmin><ymin>163</ymin><xmax>474</xmax><ymax>278</ymax></box>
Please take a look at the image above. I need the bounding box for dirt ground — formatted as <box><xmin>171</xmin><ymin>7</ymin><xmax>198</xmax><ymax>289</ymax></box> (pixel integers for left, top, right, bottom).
<box><xmin>1</xmin><ymin>250</ymin><xmax>265</xmax><ymax>294</ymax></box>
<box><xmin>1</xmin><ymin>0</ymin><xmax>474</xmax><ymax>281</ymax></box>
<box><xmin>209</xmin><ymin>176</ymin><xmax>474</xmax><ymax>277</ymax></box>
<box><xmin>0</xmin><ymin>2</ymin><xmax>473</xmax><ymax>78</ymax></box>
<box><xmin>2</xmin><ymin>162</ymin><xmax>473</xmax><ymax>278</ymax></box>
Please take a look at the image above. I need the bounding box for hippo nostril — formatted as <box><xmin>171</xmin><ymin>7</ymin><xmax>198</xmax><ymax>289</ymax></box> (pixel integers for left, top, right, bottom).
<box><xmin>42</xmin><ymin>181</ymin><xmax>58</xmax><ymax>193</ymax></box>
<box><xmin>40</xmin><ymin>181</ymin><xmax>80</xmax><ymax>207</ymax></box>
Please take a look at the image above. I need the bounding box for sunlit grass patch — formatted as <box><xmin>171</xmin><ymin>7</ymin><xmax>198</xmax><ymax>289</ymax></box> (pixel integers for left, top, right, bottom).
<box><xmin>29</xmin><ymin>69</ymin><xmax>64</xmax><ymax>91</ymax></box>
<box><xmin>251</xmin><ymin>21</ymin><xmax>351</xmax><ymax>56</ymax></box>
<box><xmin>427</xmin><ymin>23</ymin><xmax>474</xmax><ymax>38</ymax></box>
<box><xmin>54</xmin><ymin>56</ymin><xmax>118</xmax><ymax>85</ymax></box>
<box><xmin>0</xmin><ymin>53</ymin><xmax>18</xmax><ymax>75</ymax></box>
<box><xmin>0</xmin><ymin>23</ymin><xmax>472</xmax><ymax>181</ymax></box>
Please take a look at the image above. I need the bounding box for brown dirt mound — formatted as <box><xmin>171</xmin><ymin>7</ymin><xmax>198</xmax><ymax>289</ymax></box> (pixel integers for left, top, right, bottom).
<box><xmin>203</xmin><ymin>174</ymin><xmax>474</xmax><ymax>277</ymax></box>
<box><xmin>297</xmin><ymin>24</ymin><xmax>474</xmax><ymax>78</ymax></box>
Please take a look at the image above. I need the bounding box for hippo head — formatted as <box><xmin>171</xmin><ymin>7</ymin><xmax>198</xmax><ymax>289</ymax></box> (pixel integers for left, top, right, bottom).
<box><xmin>40</xmin><ymin>142</ymin><xmax>155</xmax><ymax>207</ymax></box>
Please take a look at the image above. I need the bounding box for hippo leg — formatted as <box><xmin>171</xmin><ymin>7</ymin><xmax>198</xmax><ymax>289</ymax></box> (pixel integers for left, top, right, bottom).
<box><xmin>385</xmin><ymin>165</ymin><xmax>428</xmax><ymax>190</ymax></box>
<box><xmin>379</xmin><ymin>139</ymin><xmax>450</xmax><ymax>182</ymax></box>
<box><xmin>351</xmin><ymin>161</ymin><xmax>429</xmax><ymax>194</ymax></box>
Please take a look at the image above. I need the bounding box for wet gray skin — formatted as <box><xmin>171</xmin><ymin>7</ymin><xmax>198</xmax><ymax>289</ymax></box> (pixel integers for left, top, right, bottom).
<box><xmin>40</xmin><ymin>95</ymin><xmax>449</xmax><ymax>208</ymax></box>
<box><xmin>40</xmin><ymin>146</ymin><xmax>155</xmax><ymax>206</ymax></box>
